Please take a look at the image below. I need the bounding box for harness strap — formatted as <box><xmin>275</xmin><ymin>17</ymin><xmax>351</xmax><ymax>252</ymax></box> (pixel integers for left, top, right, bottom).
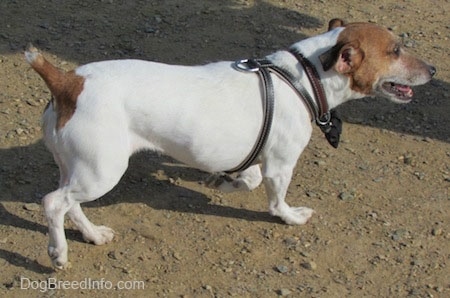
<box><xmin>226</xmin><ymin>53</ymin><xmax>342</xmax><ymax>173</ymax></box>
<box><xmin>256</xmin><ymin>59</ymin><xmax>319</xmax><ymax>121</ymax></box>
<box><xmin>225</xmin><ymin>60</ymin><xmax>274</xmax><ymax>174</ymax></box>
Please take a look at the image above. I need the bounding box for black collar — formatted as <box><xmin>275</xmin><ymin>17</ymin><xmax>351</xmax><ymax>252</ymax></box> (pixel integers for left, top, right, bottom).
<box><xmin>288</xmin><ymin>49</ymin><xmax>342</xmax><ymax>148</ymax></box>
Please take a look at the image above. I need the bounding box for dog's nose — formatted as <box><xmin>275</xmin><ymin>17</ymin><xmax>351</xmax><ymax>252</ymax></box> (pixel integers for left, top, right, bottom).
<box><xmin>429</xmin><ymin>65</ymin><xmax>436</xmax><ymax>77</ymax></box>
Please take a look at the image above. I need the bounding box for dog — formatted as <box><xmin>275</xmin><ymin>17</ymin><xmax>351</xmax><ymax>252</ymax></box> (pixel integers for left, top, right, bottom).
<box><xmin>25</xmin><ymin>19</ymin><xmax>435</xmax><ymax>269</ymax></box>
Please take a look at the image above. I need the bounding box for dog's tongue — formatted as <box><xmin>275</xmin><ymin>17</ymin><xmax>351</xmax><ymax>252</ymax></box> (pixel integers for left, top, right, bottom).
<box><xmin>397</xmin><ymin>84</ymin><xmax>413</xmax><ymax>97</ymax></box>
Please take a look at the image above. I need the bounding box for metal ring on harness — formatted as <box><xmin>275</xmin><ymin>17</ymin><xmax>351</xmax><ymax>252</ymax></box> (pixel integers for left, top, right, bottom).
<box><xmin>316</xmin><ymin>111</ymin><xmax>331</xmax><ymax>126</ymax></box>
<box><xmin>233</xmin><ymin>59</ymin><xmax>261</xmax><ymax>72</ymax></box>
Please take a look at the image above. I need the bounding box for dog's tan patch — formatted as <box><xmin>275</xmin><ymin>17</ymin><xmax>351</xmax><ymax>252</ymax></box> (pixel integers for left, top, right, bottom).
<box><xmin>336</xmin><ymin>23</ymin><xmax>395</xmax><ymax>94</ymax></box>
<box><xmin>320</xmin><ymin>23</ymin><xmax>409</xmax><ymax>95</ymax></box>
<box><xmin>51</xmin><ymin>70</ymin><xmax>85</xmax><ymax>129</ymax></box>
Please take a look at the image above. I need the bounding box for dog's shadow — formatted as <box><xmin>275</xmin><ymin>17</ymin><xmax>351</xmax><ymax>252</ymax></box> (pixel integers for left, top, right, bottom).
<box><xmin>89</xmin><ymin>150</ymin><xmax>279</xmax><ymax>223</ymax></box>
<box><xmin>0</xmin><ymin>140</ymin><xmax>282</xmax><ymax>274</ymax></box>
<box><xmin>0</xmin><ymin>139</ymin><xmax>280</xmax><ymax>228</ymax></box>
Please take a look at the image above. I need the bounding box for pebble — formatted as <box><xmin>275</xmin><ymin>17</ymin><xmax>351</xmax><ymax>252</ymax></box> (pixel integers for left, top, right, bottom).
<box><xmin>313</xmin><ymin>160</ymin><xmax>326</xmax><ymax>166</ymax></box>
<box><xmin>414</xmin><ymin>172</ymin><xmax>425</xmax><ymax>180</ymax></box>
<box><xmin>276</xmin><ymin>265</ymin><xmax>289</xmax><ymax>273</ymax></box>
<box><xmin>283</xmin><ymin>237</ymin><xmax>298</xmax><ymax>247</ymax></box>
<box><xmin>173</xmin><ymin>251</ymin><xmax>182</xmax><ymax>261</ymax></box>
<box><xmin>338</xmin><ymin>191</ymin><xmax>354</xmax><ymax>201</ymax></box>
<box><xmin>431</xmin><ymin>227</ymin><xmax>442</xmax><ymax>236</ymax></box>
<box><xmin>203</xmin><ymin>284</ymin><xmax>213</xmax><ymax>291</ymax></box>
<box><xmin>23</xmin><ymin>203</ymin><xmax>40</xmax><ymax>211</ymax></box>
<box><xmin>391</xmin><ymin>229</ymin><xmax>407</xmax><ymax>241</ymax></box>
<box><xmin>107</xmin><ymin>251</ymin><xmax>118</xmax><ymax>260</ymax></box>
<box><xmin>278</xmin><ymin>288</ymin><xmax>292</xmax><ymax>296</ymax></box>
<box><xmin>300</xmin><ymin>261</ymin><xmax>317</xmax><ymax>271</ymax></box>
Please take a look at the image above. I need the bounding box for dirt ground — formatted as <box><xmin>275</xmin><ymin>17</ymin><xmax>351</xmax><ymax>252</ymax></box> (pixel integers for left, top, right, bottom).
<box><xmin>1</xmin><ymin>0</ymin><xmax>449</xmax><ymax>297</ymax></box>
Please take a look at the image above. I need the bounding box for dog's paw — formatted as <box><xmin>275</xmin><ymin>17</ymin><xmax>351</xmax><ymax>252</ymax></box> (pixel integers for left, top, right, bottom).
<box><xmin>82</xmin><ymin>225</ymin><xmax>115</xmax><ymax>245</ymax></box>
<box><xmin>205</xmin><ymin>173</ymin><xmax>235</xmax><ymax>190</ymax></box>
<box><xmin>270</xmin><ymin>206</ymin><xmax>314</xmax><ymax>225</ymax></box>
<box><xmin>48</xmin><ymin>245</ymin><xmax>70</xmax><ymax>270</ymax></box>
<box><xmin>206</xmin><ymin>172</ymin><xmax>261</xmax><ymax>193</ymax></box>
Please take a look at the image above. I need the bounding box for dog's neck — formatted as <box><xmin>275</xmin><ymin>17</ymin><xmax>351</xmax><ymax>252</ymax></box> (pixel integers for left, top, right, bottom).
<box><xmin>268</xmin><ymin>28</ymin><xmax>365</xmax><ymax>111</ymax></box>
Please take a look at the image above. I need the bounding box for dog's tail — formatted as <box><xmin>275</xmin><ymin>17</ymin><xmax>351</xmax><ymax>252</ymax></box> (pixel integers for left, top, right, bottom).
<box><xmin>25</xmin><ymin>44</ymin><xmax>85</xmax><ymax>128</ymax></box>
<box><xmin>25</xmin><ymin>44</ymin><xmax>69</xmax><ymax>97</ymax></box>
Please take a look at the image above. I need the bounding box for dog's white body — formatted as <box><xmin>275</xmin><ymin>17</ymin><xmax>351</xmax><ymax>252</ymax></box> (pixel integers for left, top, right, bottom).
<box><xmin>26</xmin><ymin>21</ymin><xmax>435</xmax><ymax>269</ymax></box>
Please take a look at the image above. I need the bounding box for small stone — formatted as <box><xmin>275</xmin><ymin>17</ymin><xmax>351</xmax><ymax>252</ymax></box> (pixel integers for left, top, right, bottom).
<box><xmin>278</xmin><ymin>288</ymin><xmax>292</xmax><ymax>296</ymax></box>
<box><xmin>154</xmin><ymin>16</ymin><xmax>162</xmax><ymax>23</ymax></box>
<box><xmin>314</xmin><ymin>160</ymin><xmax>326</xmax><ymax>166</ymax></box>
<box><xmin>306</xmin><ymin>191</ymin><xmax>318</xmax><ymax>198</ymax></box>
<box><xmin>173</xmin><ymin>252</ymin><xmax>182</xmax><ymax>261</ymax></box>
<box><xmin>300</xmin><ymin>261</ymin><xmax>317</xmax><ymax>270</ymax></box>
<box><xmin>276</xmin><ymin>265</ymin><xmax>289</xmax><ymax>273</ymax></box>
<box><xmin>203</xmin><ymin>285</ymin><xmax>212</xmax><ymax>291</ymax></box>
<box><xmin>300</xmin><ymin>251</ymin><xmax>310</xmax><ymax>258</ymax></box>
<box><xmin>391</xmin><ymin>229</ymin><xmax>407</xmax><ymax>241</ymax></box>
<box><xmin>283</xmin><ymin>237</ymin><xmax>298</xmax><ymax>247</ymax></box>
<box><xmin>414</xmin><ymin>172</ymin><xmax>425</xmax><ymax>180</ymax></box>
<box><xmin>338</xmin><ymin>191</ymin><xmax>354</xmax><ymax>201</ymax></box>
<box><xmin>107</xmin><ymin>251</ymin><xmax>117</xmax><ymax>260</ymax></box>
<box><xmin>144</xmin><ymin>26</ymin><xmax>157</xmax><ymax>33</ymax></box>
<box><xmin>431</xmin><ymin>227</ymin><xmax>442</xmax><ymax>236</ymax></box>
<box><xmin>411</xmin><ymin>258</ymin><xmax>423</xmax><ymax>267</ymax></box>
<box><xmin>26</xmin><ymin>99</ymin><xmax>40</xmax><ymax>107</ymax></box>
<box><xmin>23</xmin><ymin>203</ymin><xmax>40</xmax><ymax>211</ymax></box>
<box><xmin>93</xmin><ymin>263</ymin><xmax>104</xmax><ymax>271</ymax></box>
<box><xmin>403</xmin><ymin>154</ymin><xmax>413</xmax><ymax>165</ymax></box>
<box><xmin>404</xmin><ymin>40</ymin><xmax>416</xmax><ymax>48</ymax></box>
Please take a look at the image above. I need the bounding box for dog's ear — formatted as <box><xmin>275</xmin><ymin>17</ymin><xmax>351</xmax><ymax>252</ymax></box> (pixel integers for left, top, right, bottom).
<box><xmin>327</xmin><ymin>18</ymin><xmax>346</xmax><ymax>31</ymax></box>
<box><xmin>319</xmin><ymin>41</ymin><xmax>364</xmax><ymax>74</ymax></box>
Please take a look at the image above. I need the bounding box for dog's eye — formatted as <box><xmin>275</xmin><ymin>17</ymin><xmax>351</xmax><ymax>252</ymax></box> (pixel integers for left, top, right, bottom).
<box><xmin>392</xmin><ymin>45</ymin><xmax>401</xmax><ymax>57</ymax></box>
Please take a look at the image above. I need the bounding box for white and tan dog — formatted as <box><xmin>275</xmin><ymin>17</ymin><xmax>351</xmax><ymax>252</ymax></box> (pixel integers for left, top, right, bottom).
<box><xmin>26</xmin><ymin>20</ymin><xmax>435</xmax><ymax>269</ymax></box>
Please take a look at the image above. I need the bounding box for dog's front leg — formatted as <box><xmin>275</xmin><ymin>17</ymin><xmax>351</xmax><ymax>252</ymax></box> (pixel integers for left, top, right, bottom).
<box><xmin>263</xmin><ymin>169</ymin><xmax>314</xmax><ymax>225</ymax></box>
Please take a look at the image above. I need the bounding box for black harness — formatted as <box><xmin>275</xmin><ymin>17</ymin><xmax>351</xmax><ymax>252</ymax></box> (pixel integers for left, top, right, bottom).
<box><xmin>225</xmin><ymin>50</ymin><xmax>342</xmax><ymax>174</ymax></box>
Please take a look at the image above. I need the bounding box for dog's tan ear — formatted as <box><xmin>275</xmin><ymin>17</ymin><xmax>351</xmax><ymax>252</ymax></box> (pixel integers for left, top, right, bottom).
<box><xmin>319</xmin><ymin>41</ymin><xmax>363</xmax><ymax>74</ymax></box>
<box><xmin>327</xmin><ymin>18</ymin><xmax>346</xmax><ymax>31</ymax></box>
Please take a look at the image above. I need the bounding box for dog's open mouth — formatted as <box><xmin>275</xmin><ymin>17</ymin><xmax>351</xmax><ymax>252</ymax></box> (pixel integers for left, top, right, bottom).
<box><xmin>381</xmin><ymin>82</ymin><xmax>414</xmax><ymax>102</ymax></box>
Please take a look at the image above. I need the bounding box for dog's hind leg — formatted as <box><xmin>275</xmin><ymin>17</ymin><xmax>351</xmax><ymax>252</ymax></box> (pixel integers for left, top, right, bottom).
<box><xmin>42</xmin><ymin>188</ymin><xmax>75</xmax><ymax>269</ymax></box>
<box><xmin>206</xmin><ymin>165</ymin><xmax>263</xmax><ymax>192</ymax></box>
<box><xmin>42</xmin><ymin>150</ymin><xmax>128</xmax><ymax>269</ymax></box>
<box><xmin>67</xmin><ymin>203</ymin><xmax>114</xmax><ymax>245</ymax></box>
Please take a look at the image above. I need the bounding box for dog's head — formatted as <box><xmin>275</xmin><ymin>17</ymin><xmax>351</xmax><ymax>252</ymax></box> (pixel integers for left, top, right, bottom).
<box><xmin>319</xmin><ymin>20</ymin><xmax>436</xmax><ymax>103</ymax></box>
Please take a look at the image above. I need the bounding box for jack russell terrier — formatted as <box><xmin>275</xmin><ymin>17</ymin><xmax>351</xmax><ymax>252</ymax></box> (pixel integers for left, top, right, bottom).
<box><xmin>25</xmin><ymin>19</ymin><xmax>435</xmax><ymax>269</ymax></box>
